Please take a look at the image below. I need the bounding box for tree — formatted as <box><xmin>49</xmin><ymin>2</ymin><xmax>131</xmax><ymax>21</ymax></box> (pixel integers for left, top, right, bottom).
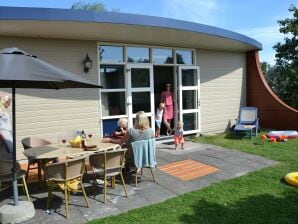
<box><xmin>71</xmin><ymin>1</ymin><xmax>119</xmax><ymax>12</ymax></box>
<box><xmin>272</xmin><ymin>5</ymin><xmax>298</xmax><ymax>109</ymax></box>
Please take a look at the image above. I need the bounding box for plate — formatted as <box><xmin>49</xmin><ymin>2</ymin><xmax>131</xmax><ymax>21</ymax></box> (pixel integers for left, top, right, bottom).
<box><xmin>84</xmin><ymin>145</ymin><xmax>97</xmax><ymax>151</ymax></box>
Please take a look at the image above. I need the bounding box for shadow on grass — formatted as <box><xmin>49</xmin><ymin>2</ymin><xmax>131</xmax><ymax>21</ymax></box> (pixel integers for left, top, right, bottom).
<box><xmin>223</xmin><ymin>132</ymin><xmax>244</xmax><ymax>140</ymax></box>
<box><xmin>179</xmin><ymin>190</ymin><xmax>298</xmax><ymax>224</ymax></box>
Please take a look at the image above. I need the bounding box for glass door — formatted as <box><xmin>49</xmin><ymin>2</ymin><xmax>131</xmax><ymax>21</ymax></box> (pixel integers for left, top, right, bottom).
<box><xmin>126</xmin><ymin>64</ymin><xmax>155</xmax><ymax>129</ymax></box>
<box><xmin>178</xmin><ymin>66</ymin><xmax>200</xmax><ymax>134</ymax></box>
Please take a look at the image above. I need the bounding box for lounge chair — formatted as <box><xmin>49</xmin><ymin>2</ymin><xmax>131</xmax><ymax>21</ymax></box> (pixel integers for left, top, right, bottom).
<box><xmin>234</xmin><ymin>107</ymin><xmax>259</xmax><ymax>139</ymax></box>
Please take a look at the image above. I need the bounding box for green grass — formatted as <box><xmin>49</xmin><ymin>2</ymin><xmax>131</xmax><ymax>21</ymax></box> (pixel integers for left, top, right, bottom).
<box><xmin>89</xmin><ymin>133</ymin><xmax>298</xmax><ymax>224</ymax></box>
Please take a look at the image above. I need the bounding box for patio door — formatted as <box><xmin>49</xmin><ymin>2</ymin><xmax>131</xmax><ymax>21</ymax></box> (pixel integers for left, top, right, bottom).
<box><xmin>177</xmin><ymin>66</ymin><xmax>200</xmax><ymax>134</ymax></box>
<box><xmin>126</xmin><ymin>64</ymin><xmax>155</xmax><ymax>129</ymax></box>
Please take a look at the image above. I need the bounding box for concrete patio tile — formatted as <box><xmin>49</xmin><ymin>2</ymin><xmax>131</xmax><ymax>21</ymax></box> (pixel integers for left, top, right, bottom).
<box><xmin>134</xmin><ymin>181</ymin><xmax>177</xmax><ymax>203</ymax></box>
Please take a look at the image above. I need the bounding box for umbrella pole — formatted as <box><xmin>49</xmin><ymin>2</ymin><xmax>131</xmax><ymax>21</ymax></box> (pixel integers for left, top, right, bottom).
<box><xmin>12</xmin><ymin>84</ymin><xmax>19</xmax><ymax>206</ymax></box>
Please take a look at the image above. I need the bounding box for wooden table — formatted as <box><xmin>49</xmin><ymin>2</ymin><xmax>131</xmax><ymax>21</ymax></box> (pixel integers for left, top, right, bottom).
<box><xmin>23</xmin><ymin>139</ymin><xmax>120</xmax><ymax>160</ymax></box>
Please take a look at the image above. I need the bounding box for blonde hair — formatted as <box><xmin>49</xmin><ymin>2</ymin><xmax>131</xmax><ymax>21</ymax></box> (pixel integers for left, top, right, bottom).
<box><xmin>178</xmin><ymin>121</ymin><xmax>184</xmax><ymax>128</ymax></box>
<box><xmin>118</xmin><ymin>118</ymin><xmax>128</xmax><ymax>127</ymax></box>
<box><xmin>0</xmin><ymin>95</ymin><xmax>11</xmax><ymax>114</ymax></box>
<box><xmin>134</xmin><ymin>111</ymin><xmax>150</xmax><ymax>130</ymax></box>
<box><xmin>159</xmin><ymin>103</ymin><xmax>165</xmax><ymax>108</ymax></box>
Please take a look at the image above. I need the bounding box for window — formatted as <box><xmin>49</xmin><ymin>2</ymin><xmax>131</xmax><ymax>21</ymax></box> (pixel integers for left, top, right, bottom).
<box><xmin>176</xmin><ymin>50</ymin><xmax>193</xmax><ymax>64</ymax></box>
<box><xmin>126</xmin><ymin>47</ymin><xmax>150</xmax><ymax>63</ymax></box>
<box><xmin>152</xmin><ymin>48</ymin><xmax>173</xmax><ymax>64</ymax></box>
<box><xmin>101</xmin><ymin>92</ymin><xmax>126</xmax><ymax>116</ymax></box>
<box><xmin>100</xmin><ymin>65</ymin><xmax>124</xmax><ymax>89</ymax></box>
<box><xmin>99</xmin><ymin>45</ymin><xmax>123</xmax><ymax>63</ymax></box>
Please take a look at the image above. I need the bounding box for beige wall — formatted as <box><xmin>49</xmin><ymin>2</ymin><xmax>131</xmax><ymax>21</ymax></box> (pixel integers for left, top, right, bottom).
<box><xmin>197</xmin><ymin>49</ymin><xmax>246</xmax><ymax>134</ymax></box>
<box><xmin>0</xmin><ymin>36</ymin><xmax>100</xmax><ymax>159</ymax></box>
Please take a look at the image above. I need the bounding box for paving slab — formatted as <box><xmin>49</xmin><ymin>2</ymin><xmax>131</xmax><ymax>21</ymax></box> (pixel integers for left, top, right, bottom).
<box><xmin>0</xmin><ymin>141</ymin><xmax>277</xmax><ymax>223</ymax></box>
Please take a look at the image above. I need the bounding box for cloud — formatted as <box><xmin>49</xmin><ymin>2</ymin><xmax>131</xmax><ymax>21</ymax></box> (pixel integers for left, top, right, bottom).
<box><xmin>236</xmin><ymin>26</ymin><xmax>284</xmax><ymax>65</ymax></box>
<box><xmin>235</xmin><ymin>26</ymin><xmax>283</xmax><ymax>45</ymax></box>
<box><xmin>161</xmin><ymin>0</ymin><xmax>219</xmax><ymax>25</ymax></box>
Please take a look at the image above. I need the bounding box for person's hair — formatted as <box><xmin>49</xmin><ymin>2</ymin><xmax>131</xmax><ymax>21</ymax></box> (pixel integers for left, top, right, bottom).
<box><xmin>118</xmin><ymin>117</ymin><xmax>128</xmax><ymax>127</ymax></box>
<box><xmin>134</xmin><ymin>111</ymin><xmax>150</xmax><ymax>130</ymax></box>
<box><xmin>159</xmin><ymin>103</ymin><xmax>165</xmax><ymax>108</ymax></box>
<box><xmin>0</xmin><ymin>95</ymin><xmax>11</xmax><ymax>113</ymax></box>
<box><xmin>178</xmin><ymin>121</ymin><xmax>184</xmax><ymax>127</ymax></box>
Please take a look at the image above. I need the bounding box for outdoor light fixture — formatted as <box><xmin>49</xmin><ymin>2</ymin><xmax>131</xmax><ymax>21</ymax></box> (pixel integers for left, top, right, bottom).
<box><xmin>83</xmin><ymin>54</ymin><xmax>92</xmax><ymax>73</ymax></box>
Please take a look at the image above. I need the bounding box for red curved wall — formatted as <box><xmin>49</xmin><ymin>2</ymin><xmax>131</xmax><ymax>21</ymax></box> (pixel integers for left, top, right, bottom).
<box><xmin>246</xmin><ymin>50</ymin><xmax>298</xmax><ymax>130</ymax></box>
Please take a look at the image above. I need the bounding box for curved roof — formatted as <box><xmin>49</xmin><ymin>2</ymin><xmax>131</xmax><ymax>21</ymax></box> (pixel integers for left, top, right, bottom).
<box><xmin>0</xmin><ymin>6</ymin><xmax>262</xmax><ymax>51</ymax></box>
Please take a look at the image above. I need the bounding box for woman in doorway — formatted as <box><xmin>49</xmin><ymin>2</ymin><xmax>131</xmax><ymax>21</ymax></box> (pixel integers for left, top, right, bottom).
<box><xmin>161</xmin><ymin>83</ymin><xmax>174</xmax><ymax>136</ymax></box>
<box><xmin>0</xmin><ymin>95</ymin><xmax>13</xmax><ymax>154</ymax></box>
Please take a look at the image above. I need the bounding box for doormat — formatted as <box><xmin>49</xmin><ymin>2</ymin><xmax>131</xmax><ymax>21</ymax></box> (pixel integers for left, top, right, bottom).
<box><xmin>158</xmin><ymin>159</ymin><xmax>219</xmax><ymax>181</ymax></box>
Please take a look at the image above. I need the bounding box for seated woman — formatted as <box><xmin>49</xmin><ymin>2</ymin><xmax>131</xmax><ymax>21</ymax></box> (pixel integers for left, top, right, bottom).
<box><xmin>113</xmin><ymin>118</ymin><xmax>128</xmax><ymax>138</ymax></box>
<box><xmin>103</xmin><ymin>111</ymin><xmax>154</xmax><ymax>164</ymax></box>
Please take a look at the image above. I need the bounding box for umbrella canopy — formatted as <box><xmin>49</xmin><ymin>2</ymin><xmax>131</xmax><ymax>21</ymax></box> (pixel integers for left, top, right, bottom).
<box><xmin>0</xmin><ymin>47</ymin><xmax>101</xmax><ymax>206</ymax></box>
<box><xmin>0</xmin><ymin>47</ymin><xmax>100</xmax><ymax>89</ymax></box>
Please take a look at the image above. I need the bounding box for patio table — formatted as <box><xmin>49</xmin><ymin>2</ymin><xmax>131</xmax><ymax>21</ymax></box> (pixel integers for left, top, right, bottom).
<box><xmin>23</xmin><ymin>139</ymin><xmax>120</xmax><ymax>160</ymax></box>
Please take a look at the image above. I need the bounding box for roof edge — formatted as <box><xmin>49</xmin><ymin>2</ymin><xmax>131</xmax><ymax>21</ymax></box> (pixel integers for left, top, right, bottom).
<box><xmin>0</xmin><ymin>6</ymin><xmax>262</xmax><ymax>50</ymax></box>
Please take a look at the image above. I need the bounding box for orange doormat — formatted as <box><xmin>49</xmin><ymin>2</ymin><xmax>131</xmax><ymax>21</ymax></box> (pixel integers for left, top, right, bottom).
<box><xmin>158</xmin><ymin>159</ymin><xmax>219</xmax><ymax>181</ymax></box>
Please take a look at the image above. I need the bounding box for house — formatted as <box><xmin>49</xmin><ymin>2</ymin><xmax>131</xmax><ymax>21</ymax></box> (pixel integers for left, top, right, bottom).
<box><xmin>0</xmin><ymin>6</ymin><xmax>270</xmax><ymax>157</ymax></box>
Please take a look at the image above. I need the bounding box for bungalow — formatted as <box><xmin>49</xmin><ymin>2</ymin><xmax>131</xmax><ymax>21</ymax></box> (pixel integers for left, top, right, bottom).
<box><xmin>0</xmin><ymin>6</ymin><xmax>264</xmax><ymax>158</ymax></box>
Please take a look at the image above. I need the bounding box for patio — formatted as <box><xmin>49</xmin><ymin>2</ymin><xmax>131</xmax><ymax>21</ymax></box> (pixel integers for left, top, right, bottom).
<box><xmin>0</xmin><ymin>141</ymin><xmax>276</xmax><ymax>224</ymax></box>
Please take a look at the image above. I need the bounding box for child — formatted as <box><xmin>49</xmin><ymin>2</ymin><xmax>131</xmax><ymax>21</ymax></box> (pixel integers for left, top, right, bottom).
<box><xmin>155</xmin><ymin>103</ymin><xmax>165</xmax><ymax>137</ymax></box>
<box><xmin>113</xmin><ymin>118</ymin><xmax>128</xmax><ymax>138</ymax></box>
<box><xmin>174</xmin><ymin>121</ymin><xmax>184</xmax><ymax>150</ymax></box>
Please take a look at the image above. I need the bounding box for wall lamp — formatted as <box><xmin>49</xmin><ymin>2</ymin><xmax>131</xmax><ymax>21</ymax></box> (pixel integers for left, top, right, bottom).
<box><xmin>83</xmin><ymin>54</ymin><xmax>92</xmax><ymax>73</ymax></box>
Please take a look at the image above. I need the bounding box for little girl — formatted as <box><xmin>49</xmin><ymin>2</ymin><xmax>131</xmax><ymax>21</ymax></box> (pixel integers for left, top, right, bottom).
<box><xmin>155</xmin><ymin>103</ymin><xmax>165</xmax><ymax>137</ymax></box>
<box><xmin>174</xmin><ymin>121</ymin><xmax>184</xmax><ymax>150</ymax></box>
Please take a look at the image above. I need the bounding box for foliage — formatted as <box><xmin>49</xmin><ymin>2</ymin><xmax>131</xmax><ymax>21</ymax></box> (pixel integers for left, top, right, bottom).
<box><xmin>89</xmin><ymin>133</ymin><xmax>298</xmax><ymax>224</ymax></box>
<box><xmin>71</xmin><ymin>1</ymin><xmax>119</xmax><ymax>12</ymax></box>
<box><xmin>271</xmin><ymin>5</ymin><xmax>298</xmax><ymax>109</ymax></box>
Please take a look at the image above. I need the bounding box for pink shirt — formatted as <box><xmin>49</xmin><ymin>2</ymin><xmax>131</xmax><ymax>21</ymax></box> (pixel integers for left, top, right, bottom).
<box><xmin>161</xmin><ymin>91</ymin><xmax>174</xmax><ymax>106</ymax></box>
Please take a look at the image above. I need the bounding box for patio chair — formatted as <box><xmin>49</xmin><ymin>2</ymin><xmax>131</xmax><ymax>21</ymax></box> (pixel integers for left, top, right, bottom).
<box><xmin>44</xmin><ymin>156</ymin><xmax>90</xmax><ymax>219</ymax></box>
<box><xmin>89</xmin><ymin>148</ymin><xmax>128</xmax><ymax>204</ymax></box>
<box><xmin>0</xmin><ymin>159</ymin><xmax>31</xmax><ymax>201</ymax></box>
<box><xmin>22</xmin><ymin>137</ymin><xmax>57</xmax><ymax>182</ymax></box>
<box><xmin>234</xmin><ymin>107</ymin><xmax>259</xmax><ymax>139</ymax></box>
<box><xmin>131</xmin><ymin>139</ymin><xmax>157</xmax><ymax>187</ymax></box>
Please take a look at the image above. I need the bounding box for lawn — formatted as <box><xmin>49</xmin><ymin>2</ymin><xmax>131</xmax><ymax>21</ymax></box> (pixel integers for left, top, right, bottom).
<box><xmin>89</xmin><ymin>133</ymin><xmax>298</xmax><ymax>224</ymax></box>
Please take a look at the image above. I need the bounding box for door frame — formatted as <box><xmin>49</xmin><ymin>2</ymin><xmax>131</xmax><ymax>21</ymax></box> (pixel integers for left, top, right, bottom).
<box><xmin>177</xmin><ymin>65</ymin><xmax>201</xmax><ymax>134</ymax></box>
<box><xmin>126</xmin><ymin>64</ymin><xmax>155</xmax><ymax>130</ymax></box>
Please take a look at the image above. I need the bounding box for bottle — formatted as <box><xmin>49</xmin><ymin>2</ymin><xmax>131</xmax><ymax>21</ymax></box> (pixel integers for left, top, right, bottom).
<box><xmin>81</xmin><ymin>130</ymin><xmax>87</xmax><ymax>148</ymax></box>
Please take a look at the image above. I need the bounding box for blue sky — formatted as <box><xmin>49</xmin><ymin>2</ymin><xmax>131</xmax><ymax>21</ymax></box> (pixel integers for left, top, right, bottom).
<box><xmin>0</xmin><ymin>0</ymin><xmax>297</xmax><ymax>65</ymax></box>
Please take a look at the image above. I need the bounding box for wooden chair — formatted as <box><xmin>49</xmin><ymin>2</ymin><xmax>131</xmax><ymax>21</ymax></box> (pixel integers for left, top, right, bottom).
<box><xmin>0</xmin><ymin>159</ymin><xmax>30</xmax><ymax>201</ymax></box>
<box><xmin>131</xmin><ymin>139</ymin><xmax>157</xmax><ymax>187</ymax></box>
<box><xmin>89</xmin><ymin>148</ymin><xmax>128</xmax><ymax>204</ymax></box>
<box><xmin>22</xmin><ymin>137</ymin><xmax>57</xmax><ymax>182</ymax></box>
<box><xmin>44</xmin><ymin>156</ymin><xmax>90</xmax><ymax>219</ymax></box>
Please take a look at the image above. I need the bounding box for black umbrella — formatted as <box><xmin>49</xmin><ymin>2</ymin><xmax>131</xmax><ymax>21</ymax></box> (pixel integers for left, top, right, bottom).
<box><xmin>0</xmin><ymin>47</ymin><xmax>101</xmax><ymax>205</ymax></box>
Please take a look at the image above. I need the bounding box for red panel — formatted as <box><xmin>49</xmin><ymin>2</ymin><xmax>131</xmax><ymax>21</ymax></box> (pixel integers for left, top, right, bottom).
<box><xmin>246</xmin><ymin>51</ymin><xmax>298</xmax><ymax>130</ymax></box>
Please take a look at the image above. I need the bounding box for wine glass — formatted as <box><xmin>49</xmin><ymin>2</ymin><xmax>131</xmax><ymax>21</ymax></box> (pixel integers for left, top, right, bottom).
<box><xmin>59</xmin><ymin>135</ymin><xmax>67</xmax><ymax>146</ymax></box>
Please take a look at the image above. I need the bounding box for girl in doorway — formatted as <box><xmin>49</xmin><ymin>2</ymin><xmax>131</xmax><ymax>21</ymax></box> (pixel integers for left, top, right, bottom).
<box><xmin>161</xmin><ymin>83</ymin><xmax>174</xmax><ymax>136</ymax></box>
<box><xmin>155</xmin><ymin>103</ymin><xmax>165</xmax><ymax>137</ymax></box>
<box><xmin>174</xmin><ymin>121</ymin><xmax>184</xmax><ymax>150</ymax></box>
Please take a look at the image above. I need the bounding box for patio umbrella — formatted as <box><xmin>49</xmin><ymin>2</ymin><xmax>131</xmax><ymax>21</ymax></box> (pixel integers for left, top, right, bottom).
<box><xmin>0</xmin><ymin>47</ymin><xmax>101</xmax><ymax>206</ymax></box>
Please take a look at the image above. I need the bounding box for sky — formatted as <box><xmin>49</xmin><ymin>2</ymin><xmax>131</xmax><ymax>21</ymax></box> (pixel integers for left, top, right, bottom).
<box><xmin>0</xmin><ymin>0</ymin><xmax>297</xmax><ymax>65</ymax></box>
